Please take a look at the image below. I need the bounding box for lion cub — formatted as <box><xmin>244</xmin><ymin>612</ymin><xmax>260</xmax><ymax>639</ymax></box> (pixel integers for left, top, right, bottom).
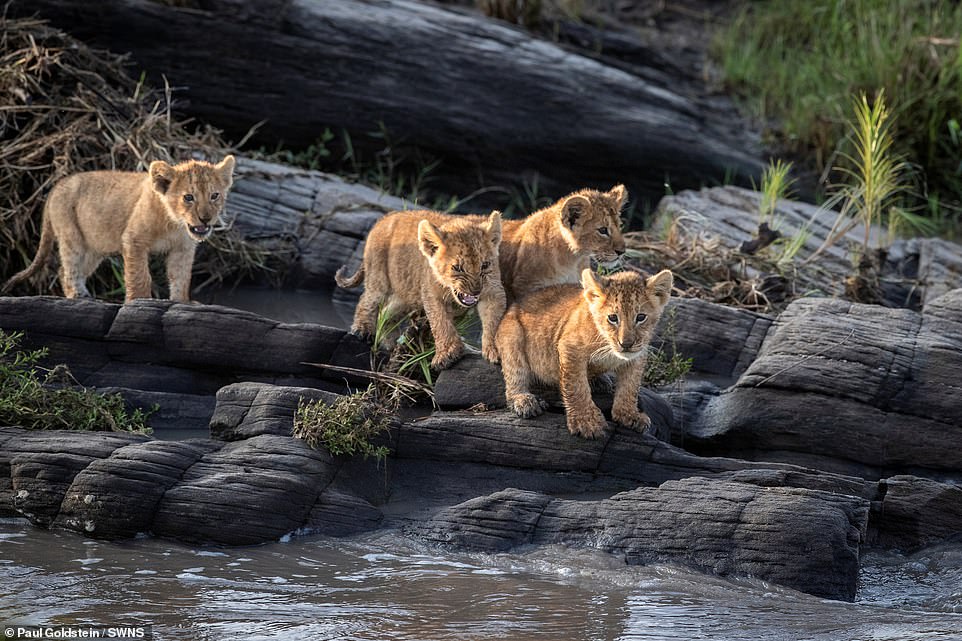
<box><xmin>500</xmin><ymin>185</ymin><xmax>628</xmax><ymax>301</ymax></box>
<box><xmin>336</xmin><ymin>210</ymin><xmax>506</xmax><ymax>370</ymax></box>
<box><xmin>3</xmin><ymin>156</ymin><xmax>235</xmax><ymax>302</ymax></box>
<box><xmin>495</xmin><ymin>268</ymin><xmax>673</xmax><ymax>439</ymax></box>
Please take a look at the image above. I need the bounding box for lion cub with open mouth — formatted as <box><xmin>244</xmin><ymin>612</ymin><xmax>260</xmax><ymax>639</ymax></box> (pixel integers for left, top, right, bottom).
<box><xmin>336</xmin><ymin>210</ymin><xmax>506</xmax><ymax>370</ymax></box>
<box><xmin>3</xmin><ymin>156</ymin><xmax>235</xmax><ymax>302</ymax></box>
<box><xmin>495</xmin><ymin>268</ymin><xmax>673</xmax><ymax>439</ymax></box>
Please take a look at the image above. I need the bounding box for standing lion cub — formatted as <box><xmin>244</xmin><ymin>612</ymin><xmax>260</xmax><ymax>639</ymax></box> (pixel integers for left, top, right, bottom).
<box><xmin>500</xmin><ymin>185</ymin><xmax>628</xmax><ymax>301</ymax></box>
<box><xmin>335</xmin><ymin>210</ymin><xmax>506</xmax><ymax>370</ymax></box>
<box><xmin>3</xmin><ymin>156</ymin><xmax>235</xmax><ymax>302</ymax></box>
<box><xmin>495</xmin><ymin>268</ymin><xmax>673</xmax><ymax>439</ymax></box>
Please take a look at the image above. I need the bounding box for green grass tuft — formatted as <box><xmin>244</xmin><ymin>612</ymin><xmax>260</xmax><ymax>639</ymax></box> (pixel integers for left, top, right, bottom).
<box><xmin>293</xmin><ymin>386</ymin><xmax>391</xmax><ymax>463</ymax></box>
<box><xmin>0</xmin><ymin>330</ymin><xmax>153</xmax><ymax>433</ymax></box>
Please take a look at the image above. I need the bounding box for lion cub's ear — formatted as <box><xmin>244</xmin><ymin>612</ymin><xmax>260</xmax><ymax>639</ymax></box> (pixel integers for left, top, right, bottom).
<box><xmin>418</xmin><ymin>220</ymin><xmax>446</xmax><ymax>258</ymax></box>
<box><xmin>580</xmin><ymin>268</ymin><xmax>606</xmax><ymax>303</ymax></box>
<box><xmin>216</xmin><ymin>155</ymin><xmax>236</xmax><ymax>185</ymax></box>
<box><xmin>646</xmin><ymin>269</ymin><xmax>674</xmax><ymax>306</ymax></box>
<box><xmin>608</xmin><ymin>184</ymin><xmax>628</xmax><ymax>210</ymax></box>
<box><xmin>149</xmin><ymin>161</ymin><xmax>174</xmax><ymax>195</ymax></box>
<box><xmin>486</xmin><ymin>210</ymin><xmax>503</xmax><ymax>246</ymax></box>
<box><xmin>561</xmin><ymin>195</ymin><xmax>590</xmax><ymax>229</ymax></box>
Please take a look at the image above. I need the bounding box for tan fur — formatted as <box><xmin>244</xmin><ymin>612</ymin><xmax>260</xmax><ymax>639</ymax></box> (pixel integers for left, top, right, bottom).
<box><xmin>3</xmin><ymin>156</ymin><xmax>236</xmax><ymax>302</ymax></box>
<box><xmin>336</xmin><ymin>209</ymin><xmax>506</xmax><ymax>370</ymax></box>
<box><xmin>495</xmin><ymin>268</ymin><xmax>673</xmax><ymax>439</ymax></box>
<box><xmin>499</xmin><ymin>185</ymin><xmax>628</xmax><ymax>301</ymax></box>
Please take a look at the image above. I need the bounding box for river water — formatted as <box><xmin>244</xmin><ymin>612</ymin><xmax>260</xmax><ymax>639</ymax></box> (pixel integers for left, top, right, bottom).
<box><xmin>2</xmin><ymin>518</ymin><xmax>962</xmax><ymax>640</ymax></box>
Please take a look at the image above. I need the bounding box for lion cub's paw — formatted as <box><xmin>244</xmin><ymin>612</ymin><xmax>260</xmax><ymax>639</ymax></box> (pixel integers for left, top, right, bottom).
<box><xmin>482</xmin><ymin>343</ymin><xmax>500</xmax><ymax>364</ymax></box>
<box><xmin>431</xmin><ymin>343</ymin><xmax>465</xmax><ymax>370</ymax></box>
<box><xmin>567</xmin><ymin>407</ymin><xmax>608</xmax><ymax>439</ymax></box>
<box><xmin>509</xmin><ymin>393</ymin><xmax>545</xmax><ymax>418</ymax></box>
<box><xmin>612</xmin><ymin>407</ymin><xmax>651</xmax><ymax>433</ymax></box>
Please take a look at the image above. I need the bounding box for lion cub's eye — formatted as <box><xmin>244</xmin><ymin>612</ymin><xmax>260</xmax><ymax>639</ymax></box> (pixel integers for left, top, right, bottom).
<box><xmin>183</xmin><ymin>194</ymin><xmax>195</xmax><ymax>203</ymax></box>
<box><xmin>598</xmin><ymin>226</ymin><xmax>610</xmax><ymax>236</ymax></box>
<box><xmin>452</xmin><ymin>264</ymin><xmax>464</xmax><ymax>273</ymax></box>
<box><xmin>635</xmin><ymin>313</ymin><xmax>648</xmax><ymax>324</ymax></box>
<box><xmin>210</xmin><ymin>192</ymin><xmax>220</xmax><ymax>202</ymax></box>
<box><xmin>607</xmin><ymin>313</ymin><xmax>619</xmax><ymax>325</ymax></box>
<box><xmin>481</xmin><ymin>261</ymin><xmax>490</xmax><ymax>271</ymax></box>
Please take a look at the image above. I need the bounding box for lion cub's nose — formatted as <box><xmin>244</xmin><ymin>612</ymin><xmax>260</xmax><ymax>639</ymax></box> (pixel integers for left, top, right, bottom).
<box><xmin>620</xmin><ymin>340</ymin><xmax>633</xmax><ymax>350</ymax></box>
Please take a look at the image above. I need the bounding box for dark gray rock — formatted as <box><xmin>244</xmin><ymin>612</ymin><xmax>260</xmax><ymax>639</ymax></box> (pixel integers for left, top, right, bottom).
<box><xmin>54</xmin><ymin>439</ymin><xmax>220</xmax><ymax>538</ymax></box>
<box><xmin>97</xmin><ymin>387</ymin><xmax>216</xmax><ymax>435</ymax></box>
<box><xmin>415</xmin><ymin>479</ymin><xmax>870</xmax><ymax>601</ymax></box>
<box><xmin>0</xmin><ymin>295</ymin><xmax>120</xmax><ymax>339</ymax></box>
<box><xmin>872</xmin><ymin>475</ymin><xmax>962</xmax><ymax>551</ymax></box>
<box><xmin>305</xmin><ymin>488</ymin><xmax>383</xmax><ymax>537</ymax></box>
<box><xmin>106</xmin><ymin>300</ymin><xmax>345</xmax><ymax>375</ymax></box>
<box><xmin>151</xmin><ymin>434</ymin><xmax>337</xmax><ymax>545</ymax></box>
<box><xmin>687</xmin><ymin>295</ymin><xmax>962</xmax><ymax>480</ymax></box>
<box><xmin>209</xmin><ymin>382</ymin><xmax>340</xmax><ymax>441</ymax></box>
<box><xmin>1</xmin><ymin>428</ymin><xmax>149</xmax><ymax>523</ymax></box>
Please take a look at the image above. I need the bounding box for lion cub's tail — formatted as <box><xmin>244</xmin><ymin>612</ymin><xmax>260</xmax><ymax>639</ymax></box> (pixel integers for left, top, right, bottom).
<box><xmin>335</xmin><ymin>264</ymin><xmax>365</xmax><ymax>288</ymax></box>
<box><xmin>2</xmin><ymin>213</ymin><xmax>55</xmax><ymax>294</ymax></box>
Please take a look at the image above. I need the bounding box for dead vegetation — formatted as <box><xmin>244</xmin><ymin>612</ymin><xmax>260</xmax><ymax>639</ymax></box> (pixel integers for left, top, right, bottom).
<box><xmin>0</xmin><ymin>14</ymin><xmax>265</xmax><ymax>298</ymax></box>
<box><xmin>624</xmin><ymin>214</ymin><xmax>836</xmax><ymax>315</ymax></box>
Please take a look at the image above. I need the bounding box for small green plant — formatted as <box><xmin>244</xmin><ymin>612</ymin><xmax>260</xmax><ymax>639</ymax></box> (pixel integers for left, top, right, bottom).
<box><xmin>260</xmin><ymin>129</ymin><xmax>334</xmax><ymax>170</ymax></box>
<box><xmin>293</xmin><ymin>386</ymin><xmax>391</xmax><ymax>463</ymax></box>
<box><xmin>809</xmin><ymin>90</ymin><xmax>908</xmax><ymax>261</ymax></box>
<box><xmin>756</xmin><ymin>158</ymin><xmax>796</xmax><ymax>225</ymax></box>
<box><xmin>0</xmin><ymin>330</ymin><xmax>153</xmax><ymax>433</ymax></box>
<box><xmin>644</xmin><ymin>307</ymin><xmax>692</xmax><ymax>387</ymax></box>
<box><xmin>369</xmin><ymin>303</ymin><xmax>481</xmax><ymax>389</ymax></box>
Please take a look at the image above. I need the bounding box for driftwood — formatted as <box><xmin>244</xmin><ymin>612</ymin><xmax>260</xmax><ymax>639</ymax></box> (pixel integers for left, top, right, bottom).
<box><xmin>15</xmin><ymin>0</ymin><xmax>763</xmax><ymax>203</ymax></box>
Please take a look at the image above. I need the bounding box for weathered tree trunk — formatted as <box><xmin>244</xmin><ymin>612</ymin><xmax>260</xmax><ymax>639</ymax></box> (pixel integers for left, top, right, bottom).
<box><xmin>14</xmin><ymin>0</ymin><xmax>763</xmax><ymax>207</ymax></box>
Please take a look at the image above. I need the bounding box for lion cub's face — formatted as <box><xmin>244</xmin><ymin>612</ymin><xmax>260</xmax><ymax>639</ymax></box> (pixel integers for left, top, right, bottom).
<box><xmin>559</xmin><ymin>185</ymin><xmax>628</xmax><ymax>265</ymax></box>
<box><xmin>581</xmin><ymin>268</ymin><xmax>673</xmax><ymax>360</ymax></box>
<box><xmin>149</xmin><ymin>155</ymin><xmax>236</xmax><ymax>242</ymax></box>
<box><xmin>418</xmin><ymin>211</ymin><xmax>502</xmax><ymax>308</ymax></box>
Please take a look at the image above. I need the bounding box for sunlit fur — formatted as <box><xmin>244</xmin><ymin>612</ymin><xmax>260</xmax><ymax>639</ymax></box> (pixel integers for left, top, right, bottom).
<box><xmin>495</xmin><ymin>268</ymin><xmax>673</xmax><ymax>439</ymax></box>
<box><xmin>335</xmin><ymin>209</ymin><xmax>506</xmax><ymax>370</ymax></box>
<box><xmin>2</xmin><ymin>156</ymin><xmax>235</xmax><ymax>302</ymax></box>
<box><xmin>499</xmin><ymin>185</ymin><xmax>628</xmax><ymax>301</ymax></box>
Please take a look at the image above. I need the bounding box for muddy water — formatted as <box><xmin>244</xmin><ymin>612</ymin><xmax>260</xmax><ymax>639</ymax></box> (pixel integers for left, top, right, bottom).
<box><xmin>2</xmin><ymin>519</ymin><xmax>961</xmax><ymax>640</ymax></box>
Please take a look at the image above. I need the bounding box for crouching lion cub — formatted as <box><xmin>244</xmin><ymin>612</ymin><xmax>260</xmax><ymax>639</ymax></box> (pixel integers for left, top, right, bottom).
<box><xmin>495</xmin><ymin>268</ymin><xmax>673</xmax><ymax>439</ymax></box>
<box><xmin>335</xmin><ymin>210</ymin><xmax>506</xmax><ymax>370</ymax></box>
<box><xmin>3</xmin><ymin>156</ymin><xmax>235</xmax><ymax>302</ymax></box>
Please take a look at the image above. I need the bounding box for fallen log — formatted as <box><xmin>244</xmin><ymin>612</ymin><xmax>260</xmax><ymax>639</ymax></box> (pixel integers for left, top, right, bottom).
<box><xmin>15</xmin><ymin>0</ymin><xmax>763</xmax><ymax>205</ymax></box>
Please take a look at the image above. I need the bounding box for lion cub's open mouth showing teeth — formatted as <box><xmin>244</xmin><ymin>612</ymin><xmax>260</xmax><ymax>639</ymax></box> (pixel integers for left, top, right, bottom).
<box><xmin>189</xmin><ymin>224</ymin><xmax>211</xmax><ymax>237</ymax></box>
<box><xmin>456</xmin><ymin>292</ymin><xmax>479</xmax><ymax>307</ymax></box>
